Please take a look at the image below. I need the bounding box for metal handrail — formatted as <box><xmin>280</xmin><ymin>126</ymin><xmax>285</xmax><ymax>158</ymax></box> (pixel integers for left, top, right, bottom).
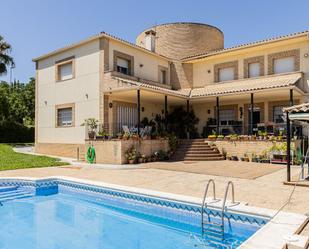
<box><xmin>220</xmin><ymin>181</ymin><xmax>236</xmax><ymax>235</ymax></box>
<box><xmin>201</xmin><ymin>179</ymin><xmax>217</xmax><ymax>230</ymax></box>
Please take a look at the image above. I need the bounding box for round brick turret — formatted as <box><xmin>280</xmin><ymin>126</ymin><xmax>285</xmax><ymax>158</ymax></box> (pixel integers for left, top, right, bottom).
<box><xmin>136</xmin><ymin>22</ymin><xmax>224</xmax><ymax>59</ymax></box>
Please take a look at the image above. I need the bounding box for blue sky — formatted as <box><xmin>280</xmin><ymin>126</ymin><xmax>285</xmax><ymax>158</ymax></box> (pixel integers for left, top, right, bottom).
<box><xmin>1</xmin><ymin>0</ymin><xmax>308</xmax><ymax>83</ymax></box>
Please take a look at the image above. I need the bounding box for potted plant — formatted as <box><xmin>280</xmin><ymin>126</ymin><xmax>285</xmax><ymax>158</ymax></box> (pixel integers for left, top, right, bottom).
<box><xmin>231</xmin><ymin>155</ymin><xmax>238</xmax><ymax>161</ymax></box>
<box><xmin>241</xmin><ymin>153</ymin><xmax>250</xmax><ymax>162</ymax></box>
<box><xmin>81</xmin><ymin>118</ymin><xmax>99</xmax><ymax>140</ymax></box>
<box><xmin>226</xmin><ymin>153</ymin><xmax>232</xmax><ymax>160</ymax></box>
<box><xmin>130</xmin><ymin>133</ymin><xmax>139</xmax><ymax>141</ymax></box>
<box><xmin>125</xmin><ymin>146</ymin><xmax>137</xmax><ymax>164</ymax></box>
<box><xmin>122</xmin><ymin>132</ymin><xmax>130</xmax><ymax>140</ymax></box>
<box><xmin>217</xmin><ymin>135</ymin><xmax>224</xmax><ymax>141</ymax></box>
<box><xmin>251</xmin><ymin>153</ymin><xmax>259</xmax><ymax>163</ymax></box>
<box><xmin>138</xmin><ymin>154</ymin><xmax>147</xmax><ymax>163</ymax></box>
<box><xmin>207</xmin><ymin>134</ymin><xmax>217</xmax><ymax>141</ymax></box>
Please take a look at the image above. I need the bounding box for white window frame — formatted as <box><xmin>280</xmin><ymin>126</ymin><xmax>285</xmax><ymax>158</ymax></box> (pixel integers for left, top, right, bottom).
<box><xmin>56</xmin><ymin>59</ymin><xmax>75</xmax><ymax>82</ymax></box>
<box><xmin>56</xmin><ymin>107</ymin><xmax>73</xmax><ymax>127</ymax></box>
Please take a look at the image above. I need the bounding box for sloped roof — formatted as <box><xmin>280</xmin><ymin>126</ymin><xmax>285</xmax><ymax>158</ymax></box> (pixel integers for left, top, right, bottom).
<box><xmin>33</xmin><ymin>31</ymin><xmax>170</xmax><ymax>62</ymax></box>
<box><xmin>183</xmin><ymin>30</ymin><xmax>309</xmax><ymax>61</ymax></box>
<box><xmin>109</xmin><ymin>72</ymin><xmax>302</xmax><ymax>99</ymax></box>
<box><xmin>283</xmin><ymin>102</ymin><xmax>309</xmax><ymax>113</ymax></box>
<box><xmin>190</xmin><ymin>72</ymin><xmax>302</xmax><ymax>98</ymax></box>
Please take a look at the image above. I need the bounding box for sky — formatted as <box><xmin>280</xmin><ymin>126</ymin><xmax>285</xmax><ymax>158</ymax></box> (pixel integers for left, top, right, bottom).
<box><xmin>1</xmin><ymin>0</ymin><xmax>308</xmax><ymax>83</ymax></box>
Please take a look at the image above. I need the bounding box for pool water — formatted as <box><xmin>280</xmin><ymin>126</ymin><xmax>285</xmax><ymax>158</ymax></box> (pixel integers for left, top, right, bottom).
<box><xmin>0</xmin><ymin>187</ymin><xmax>263</xmax><ymax>249</ymax></box>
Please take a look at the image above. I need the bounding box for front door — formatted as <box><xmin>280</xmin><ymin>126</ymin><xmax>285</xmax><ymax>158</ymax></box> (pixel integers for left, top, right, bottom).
<box><xmin>248</xmin><ymin>108</ymin><xmax>260</xmax><ymax>133</ymax></box>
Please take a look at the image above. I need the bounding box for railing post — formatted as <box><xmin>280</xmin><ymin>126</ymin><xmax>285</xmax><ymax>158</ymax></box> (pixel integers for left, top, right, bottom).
<box><xmin>290</xmin><ymin>89</ymin><xmax>294</xmax><ymax>136</ymax></box>
<box><xmin>186</xmin><ymin>99</ymin><xmax>190</xmax><ymax>139</ymax></box>
<box><xmin>287</xmin><ymin>110</ymin><xmax>291</xmax><ymax>182</ymax></box>
<box><xmin>137</xmin><ymin>89</ymin><xmax>141</xmax><ymax>136</ymax></box>
<box><xmin>216</xmin><ymin>97</ymin><xmax>220</xmax><ymax>135</ymax></box>
<box><xmin>250</xmin><ymin>93</ymin><xmax>254</xmax><ymax>135</ymax></box>
<box><xmin>165</xmin><ymin>95</ymin><xmax>168</xmax><ymax>131</ymax></box>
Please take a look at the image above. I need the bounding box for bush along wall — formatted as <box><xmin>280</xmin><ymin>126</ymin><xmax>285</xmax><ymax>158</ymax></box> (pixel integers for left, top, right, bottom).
<box><xmin>0</xmin><ymin>120</ymin><xmax>34</xmax><ymax>143</ymax></box>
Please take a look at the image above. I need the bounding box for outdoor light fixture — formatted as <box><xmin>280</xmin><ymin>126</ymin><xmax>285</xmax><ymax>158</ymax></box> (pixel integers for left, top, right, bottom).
<box><xmin>141</xmin><ymin>107</ymin><xmax>145</xmax><ymax>112</ymax></box>
<box><xmin>304</xmin><ymin>53</ymin><xmax>309</xmax><ymax>58</ymax></box>
<box><xmin>207</xmin><ymin>109</ymin><xmax>211</xmax><ymax>114</ymax></box>
<box><xmin>85</xmin><ymin>93</ymin><xmax>88</xmax><ymax>99</ymax></box>
<box><xmin>109</xmin><ymin>103</ymin><xmax>113</xmax><ymax>108</ymax></box>
<box><xmin>44</xmin><ymin>101</ymin><xmax>47</xmax><ymax>106</ymax></box>
<box><xmin>239</xmin><ymin>107</ymin><xmax>243</xmax><ymax>118</ymax></box>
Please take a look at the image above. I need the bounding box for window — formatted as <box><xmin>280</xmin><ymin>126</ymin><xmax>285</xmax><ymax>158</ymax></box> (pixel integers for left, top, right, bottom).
<box><xmin>57</xmin><ymin>107</ymin><xmax>73</xmax><ymax>127</ymax></box>
<box><xmin>248</xmin><ymin>63</ymin><xmax>260</xmax><ymax>78</ymax></box>
<box><xmin>159</xmin><ymin>69</ymin><xmax>167</xmax><ymax>84</ymax></box>
<box><xmin>116</xmin><ymin>57</ymin><xmax>130</xmax><ymax>75</ymax></box>
<box><xmin>218</xmin><ymin>67</ymin><xmax>235</xmax><ymax>82</ymax></box>
<box><xmin>57</xmin><ymin>61</ymin><xmax>73</xmax><ymax>81</ymax></box>
<box><xmin>219</xmin><ymin>109</ymin><xmax>235</xmax><ymax>125</ymax></box>
<box><xmin>116</xmin><ymin>104</ymin><xmax>137</xmax><ymax>133</ymax></box>
<box><xmin>274</xmin><ymin>57</ymin><xmax>295</xmax><ymax>74</ymax></box>
<box><xmin>273</xmin><ymin>106</ymin><xmax>284</xmax><ymax>123</ymax></box>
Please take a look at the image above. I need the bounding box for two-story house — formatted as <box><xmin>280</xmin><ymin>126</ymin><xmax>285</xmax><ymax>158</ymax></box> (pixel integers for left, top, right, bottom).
<box><xmin>33</xmin><ymin>22</ymin><xmax>309</xmax><ymax>160</ymax></box>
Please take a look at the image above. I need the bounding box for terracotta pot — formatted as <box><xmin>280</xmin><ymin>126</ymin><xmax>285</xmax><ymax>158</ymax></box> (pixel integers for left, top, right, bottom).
<box><xmin>128</xmin><ymin>159</ymin><xmax>135</xmax><ymax>164</ymax></box>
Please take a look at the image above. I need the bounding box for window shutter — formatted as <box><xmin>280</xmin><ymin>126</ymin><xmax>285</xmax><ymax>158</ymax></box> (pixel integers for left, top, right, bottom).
<box><xmin>219</xmin><ymin>68</ymin><xmax>234</xmax><ymax>82</ymax></box>
<box><xmin>274</xmin><ymin>57</ymin><xmax>295</xmax><ymax>74</ymax></box>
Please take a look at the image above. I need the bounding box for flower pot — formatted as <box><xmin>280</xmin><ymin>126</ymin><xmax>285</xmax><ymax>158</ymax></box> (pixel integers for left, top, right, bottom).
<box><xmin>138</xmin><ymin>158</ymin><xmax>144</xmax><ymax>164</ymax></box>
<box><xmin>88</xmin><ymin>131</ymin><xmax>96</xmax><ymax>140</ymax></box>
<box><xmin>128</xmin><ymin>159</ymin><xmax>135</xmax><ymax>164</ymax></box>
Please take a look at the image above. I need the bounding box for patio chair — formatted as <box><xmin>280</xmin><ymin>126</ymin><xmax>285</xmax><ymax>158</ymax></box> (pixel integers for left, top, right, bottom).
<box><xmin>122</xmin><ymin>126</ymin><xmax>131</xmax><ymax>135</ymax></box>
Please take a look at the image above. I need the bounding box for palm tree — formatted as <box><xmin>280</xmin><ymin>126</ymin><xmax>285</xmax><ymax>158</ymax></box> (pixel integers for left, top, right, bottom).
<box><xmin>0</xmin><ymin>35</ymin><xmax>14</xmax><ymax>75</ymax></box>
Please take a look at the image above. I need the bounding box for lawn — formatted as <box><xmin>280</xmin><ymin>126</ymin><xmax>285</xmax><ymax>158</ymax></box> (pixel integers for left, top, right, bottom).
<box><xmin>0</xmin><ymin>144</ymin><xmax>69</xmax><ymax>171</ymax></box>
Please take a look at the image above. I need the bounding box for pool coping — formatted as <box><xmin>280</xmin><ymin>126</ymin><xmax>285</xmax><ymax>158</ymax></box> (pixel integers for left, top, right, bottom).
<box><xmin>0</xmin><ymin>176</ymin><xmax>307</xmax><ymax>249</ymax></box>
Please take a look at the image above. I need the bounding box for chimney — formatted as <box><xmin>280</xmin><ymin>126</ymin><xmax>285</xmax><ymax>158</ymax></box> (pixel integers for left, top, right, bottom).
<box><xmin>145</xmin><ymin>30</ymin><xmax>156</xmax><ymax>52</ymax></box>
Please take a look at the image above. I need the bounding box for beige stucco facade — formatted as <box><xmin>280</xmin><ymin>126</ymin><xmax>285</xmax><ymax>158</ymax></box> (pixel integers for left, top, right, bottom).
<box><xmin>33</xmin><ymin>22</ymin><xmax>309</xmax><ymax>161</ymax></box>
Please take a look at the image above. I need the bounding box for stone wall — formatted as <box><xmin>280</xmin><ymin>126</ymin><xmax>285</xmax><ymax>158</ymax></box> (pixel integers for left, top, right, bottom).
<box><xmin>91</xmin><ymin>139</ymin><xmax>169</xmax><ymax>164</ymax></box>
<box><xmin>35</xmin><ymin>143</ymin><xmax>85</xmax><ymax>158</ymax></box>
<box><xmin>213</xmin><ymin>140</ymin><xmax>300</xmax><ymax>158</ymax></box>
<box><xmin>36</xmin><ymin>140</ymin><xmax>169</xmax><ymax>164</ymax></box>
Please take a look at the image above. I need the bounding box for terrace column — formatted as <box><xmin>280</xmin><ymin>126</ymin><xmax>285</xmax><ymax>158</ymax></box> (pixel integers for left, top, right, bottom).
<box><xmin>216</xmin><ymin>97</ymin><xmax>220</xmax><ymax>135</ymax></box>
<box><xmin>289</xmin><ymin>89</ymin><xmax>294</xmax><ymax>134</ymax></box>
<box><xmin>164</xmin><ymin>95</ymin><xmax>168</xmax><ymax>131</ymax></box>
<box><xmin>250</xmin><ymin>93</ymin><xmax>254</xmax><ymax>135</ymax></box>
<box><xmin>137</xmin><ymin>89</ymin><xmax>141</xmax><ymax>136</ymax></box>
<box><xmin>286</xmin><ymin>89</ymin><xmax>294</xmax><ymax>182</ymax></box>
<box><xmin>187</xmin><ymin>99</ymin><xmax>190</xmax><ymax>139</ymax></box>
<box><xmin>286</xmin><ymin>110</ymin><xmax>291</xmax><ymax>182</ymax></box>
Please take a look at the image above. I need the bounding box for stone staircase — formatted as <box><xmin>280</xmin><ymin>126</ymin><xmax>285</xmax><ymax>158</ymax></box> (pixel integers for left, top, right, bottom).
<box><xmin>170</xmin><ymin>139</ymin><xmax>224</xmax><ymax>161</ymax></box>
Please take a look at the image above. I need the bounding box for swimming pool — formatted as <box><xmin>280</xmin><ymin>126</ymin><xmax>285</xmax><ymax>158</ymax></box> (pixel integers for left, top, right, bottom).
<box><xmin>0</xmin><ymin>179</ymin><xmax>268</xmax><ymax>249</ymax></box>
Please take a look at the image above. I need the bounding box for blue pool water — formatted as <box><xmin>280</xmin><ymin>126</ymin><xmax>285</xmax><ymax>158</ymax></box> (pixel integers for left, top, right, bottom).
<box><xmin>0</xmin><ymin>180</ymin><xmax>267</xmax><ymax>249</ymax></box>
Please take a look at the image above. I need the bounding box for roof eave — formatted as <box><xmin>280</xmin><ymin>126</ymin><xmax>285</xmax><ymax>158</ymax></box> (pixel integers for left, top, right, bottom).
<box><xmin>33</xmin><ymin>32</ymin><xmax>171</xmax><ymax>62</ymax></box>
<box><xmin>182</xmin><ymin>31</ymin><xmax>309</xmax><ymax>62</ymax></box>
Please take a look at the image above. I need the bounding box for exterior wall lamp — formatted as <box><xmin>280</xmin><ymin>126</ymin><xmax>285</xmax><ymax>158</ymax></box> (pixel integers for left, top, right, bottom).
<box><xmin>239</xmin><ymin>107</ymin><xmax>243</xmax><ymax>119</ymax></box>
<box><xmin>109</xmin><ymin>103</ymin><xmax>113</xmax><ymax>109</ymax></box>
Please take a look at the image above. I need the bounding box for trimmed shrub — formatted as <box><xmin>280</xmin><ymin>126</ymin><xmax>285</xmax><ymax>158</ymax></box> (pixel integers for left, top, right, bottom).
<box><xmin>0</xmin><ymin>120</ymin><xmax>34</xmax><ymax>143</ymax></box>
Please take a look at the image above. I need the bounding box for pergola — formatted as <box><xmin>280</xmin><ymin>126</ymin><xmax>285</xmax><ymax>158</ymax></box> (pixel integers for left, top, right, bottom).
<box><xmin>284</xmin><ymin>102</ymin><xmax>309</xmax><ymax>182</ymax></box>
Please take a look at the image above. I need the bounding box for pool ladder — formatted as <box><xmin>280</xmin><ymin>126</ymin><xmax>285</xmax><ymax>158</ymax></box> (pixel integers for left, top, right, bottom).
<box><xmin>201</xmin><ymin>180</ymin><xmax>237</xmax><ymax>240</ymax></box>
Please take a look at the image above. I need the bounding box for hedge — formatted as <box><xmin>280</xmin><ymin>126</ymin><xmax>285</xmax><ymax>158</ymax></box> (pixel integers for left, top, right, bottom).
<box><xmin>0</xmin><ymin>121</ymin><xmax>34</xmax><ymax>143</ymax></box>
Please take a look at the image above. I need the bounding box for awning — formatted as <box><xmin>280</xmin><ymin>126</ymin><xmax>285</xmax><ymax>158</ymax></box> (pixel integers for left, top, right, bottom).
<box><xmin>190</xmin><ymin>72</ymin><xmax>302</xmax><ymax>98</ymax></box>
<box><xmin>283</xmin><ymin>102</ymin><xmax>309</xmax><ymax>113</ymax></box>
<box><xmin>107</xmin><ymin>75</ymin><xmax>191</xmax><ymax>98</ymax></box>
<box><xmin>105</xmin><ymin>72</ymin><xmax>303</xmax><ymax>100</ymax></box>
<box><xmin>289</xmin><ymin>113</ymin><xmax>309</xmax><ymax>121</ymax></box>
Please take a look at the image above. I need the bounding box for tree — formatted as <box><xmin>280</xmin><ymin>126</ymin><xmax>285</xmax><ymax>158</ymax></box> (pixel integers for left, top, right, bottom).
<box><xmin>0</xmin><ymin>35</ymin><xmax>14</xmax><ymax>75</ymax></box>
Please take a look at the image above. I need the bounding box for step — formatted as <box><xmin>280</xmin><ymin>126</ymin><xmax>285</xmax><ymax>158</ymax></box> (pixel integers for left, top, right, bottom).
<box><xmin>0</xmin><ymin>193</ymin><xmax>34</xmax><ymax>203</ymax></box>
<box><xmin>0</xmin><ymin>189</ymin><xmax>32</xmax><ymax>199</ymax></box>
<box><xmin>0</xmin><ymin>186</ymin><xmax>18</xmax><ymax>193</ymax></box>
<box><xmin>184</xmin><ymin>157</ymin><xmax>224</xmax><ymax>161</ymax></box>
<box><xmin>185</xmin><ymin>151</ymin><xmax>220</xmax><ymax>156</ymax></box>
